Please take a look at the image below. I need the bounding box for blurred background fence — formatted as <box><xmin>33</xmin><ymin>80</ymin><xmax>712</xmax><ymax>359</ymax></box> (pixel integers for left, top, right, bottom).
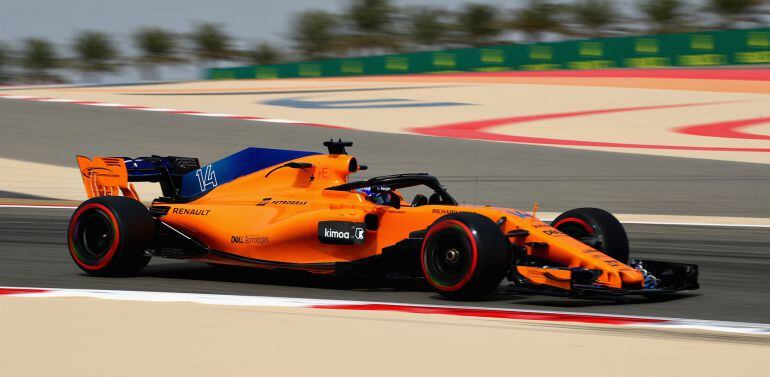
<box><xmin>208</xmin><ymin>27</ymin><xmax>770</xmax><ymax>79</ymax></box>
<box><xmin>2</xmin><ymin>1</ymin><xmax>770</xmax><ymax>84</ymax></box>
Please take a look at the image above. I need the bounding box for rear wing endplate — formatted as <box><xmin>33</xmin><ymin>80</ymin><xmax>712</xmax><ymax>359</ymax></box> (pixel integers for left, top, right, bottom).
<box><xmin>77</xmin><ymin>156</ymin><xmax>141</xmax><ymax>200</ymax></box>
<box><xmin>76</xmin><ymin>155</ymin><xmax>200</xmax><ymax>202</ymax></box>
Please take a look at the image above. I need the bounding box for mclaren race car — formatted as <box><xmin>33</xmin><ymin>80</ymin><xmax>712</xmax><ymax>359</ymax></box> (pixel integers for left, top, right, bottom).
<box><xmin>68</xmin><ymin>140</ymin><xmax>699</xmax><ymax>300</ymax></box>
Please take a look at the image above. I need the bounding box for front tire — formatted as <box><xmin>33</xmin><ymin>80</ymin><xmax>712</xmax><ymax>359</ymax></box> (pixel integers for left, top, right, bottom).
<box><xmin>551</xmin><ymin>207</ymin><xmax>629</xmax><ymax>263</ymax></box>
<box><xmin>421</xmin><ymin>212</ymin><xmax>509</xmax><ymax>300</ymax></box>
<box><xmin>68</xmin><ymin>196</ymin><xmax>154</xmax><ymax>276</ymax></box>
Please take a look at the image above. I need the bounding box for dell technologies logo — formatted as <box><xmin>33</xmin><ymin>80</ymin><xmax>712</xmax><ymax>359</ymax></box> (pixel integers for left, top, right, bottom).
<box><xmin>318</xmin><ymin>221</ymin><xmax>366</xmax><ymax>245</ymax></box>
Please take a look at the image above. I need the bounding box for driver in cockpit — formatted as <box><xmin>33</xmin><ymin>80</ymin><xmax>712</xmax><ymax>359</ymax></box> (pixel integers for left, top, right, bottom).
<box><xmin>357</xmin><ymin>186</ymin><xmax>432</xmax><ymax>207</ymax></box>
<box><xmin>357</xmin><ymin>186</ymin><xmax>397</xmax><ymax>205</ymax></box>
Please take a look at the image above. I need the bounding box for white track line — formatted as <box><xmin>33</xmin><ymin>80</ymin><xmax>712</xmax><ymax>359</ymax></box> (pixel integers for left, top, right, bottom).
<box><xmin>538</xmin><ymin>217</ymin><xmax>770</xmax><ymax>228</ymax></box>
<box><xmin>38</xmin><ymin>98</ymin><xmax>77</xmax><ymax>103</ymax></box>
<box><xmin>1</xmin><ymin>95</ymin><xmax>33</xmax><ymax>99</ymax></box>
<box><xmin>259</xmin><ymin>118</ymin><xmax>304</xmax><ymax>123</ymax></box>
<box><xmin>188</xmin><ymin>113</ymin><xmax>235</xmax><ymax>117</ymax></box>
<box><xmin>136</xmin><ymin>107</ymin><xmax>180</xmax><ymax>112</ymax></box>
<box><xmin>2</xmin><ymin>286</ymin><xmax>768</xmax><ymax>335</ymax></box>
<box><xmin>618</xmin><ymin>220</ymin><xmax>770</xmax><ymax>228</ymax></box>
<box><xmin>4</xmin><ymin>287</ymin><xmax>360</xmax><ymax>307</ymax></box>
<box><xmin>0</xmin><ymin>93</ymin><xmax>338</xmax><ymax>128</ymax></box>
<box><xmin>83</xmin><ymin>102</ymin><xmax>127</xmax><ymax>107</ymax></box>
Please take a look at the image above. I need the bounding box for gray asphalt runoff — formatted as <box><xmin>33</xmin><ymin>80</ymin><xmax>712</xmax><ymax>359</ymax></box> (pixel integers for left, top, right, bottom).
<box><xmin>2</xmin><ymin>98</ymin><xmax>770</xmax><ymax>216</ymax></box>
<box><xmin>1</xmin><ymin>98</ymin><xmax>769</xmax><ymax>323</ymax></box>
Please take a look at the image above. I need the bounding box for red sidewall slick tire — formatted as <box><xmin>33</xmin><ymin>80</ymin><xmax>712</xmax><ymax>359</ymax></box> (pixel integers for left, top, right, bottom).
<box><xmin>68</xmin><ymin>197</ymin><xmax>155</xmax><ymax>276</ymax></box>
<box><xmin>421</xmin><ymin>213</ymin><xmax>509</xmax><ymax>300</ymax></box>
<box><xmin>68</xmin><ymin>203</ymin><xmax>121</xmax><ymax>271</ymax></box>
<box><xmin>551</xmin><ymin>207</ymin><xmax>630</xmax><ymax>264</ymax></box>
<box><xmin>422</xmin><ymin>219</ymin><xmax>478</xmax><ymax>292</ymax></box>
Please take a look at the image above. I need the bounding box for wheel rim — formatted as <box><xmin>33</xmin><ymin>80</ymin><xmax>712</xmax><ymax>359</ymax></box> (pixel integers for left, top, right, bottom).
<box><xmin>553</xmin><ymin>217</ymin><xmax>604</xmax><ymax>250</ymax></box>
<box><xmin>422</xmin><ymin>220</ymin><xmax>477</xmax><ymax>291</ymax></box>
<box><xmin>69</xmin><ymin>204</ymin><xmax>119</xmax><ymax>269</ymax></box>
<box><xmin>78</xmin><ymin>211</ymin><xmax>114</xmax><ymax>257</ymax></box>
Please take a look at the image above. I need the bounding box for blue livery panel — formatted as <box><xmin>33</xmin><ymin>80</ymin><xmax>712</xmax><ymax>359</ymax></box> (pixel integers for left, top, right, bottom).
<box><xmin>179</xmin><ymin>147</ymin><xmax>318</xmax><ymax>198</ymax></box>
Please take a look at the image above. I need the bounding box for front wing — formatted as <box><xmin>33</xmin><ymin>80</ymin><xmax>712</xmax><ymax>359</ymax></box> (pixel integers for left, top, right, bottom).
<box><xmin>510</xmin><ymin>259</ymin><xmax>699</xmax><ymax>297</ymax></box>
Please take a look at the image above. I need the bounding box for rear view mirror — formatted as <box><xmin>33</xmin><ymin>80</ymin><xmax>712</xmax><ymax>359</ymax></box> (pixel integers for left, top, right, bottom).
<box><xmin>389</xmin><ymin>193</ymin><xmax>401</xmax><ymax>209</ymax></box>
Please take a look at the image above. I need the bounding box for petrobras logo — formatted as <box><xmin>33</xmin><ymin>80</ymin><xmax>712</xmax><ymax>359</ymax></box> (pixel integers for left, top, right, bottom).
<box><xmin>318</xmin><ymin>221</ymin><xmax>366</xmax><ymax>245</ymax></box>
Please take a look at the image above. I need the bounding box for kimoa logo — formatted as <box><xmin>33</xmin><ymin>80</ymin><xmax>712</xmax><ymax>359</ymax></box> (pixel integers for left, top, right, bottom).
<box><xmin>324</xmin><ymin>228</ymin><xmax>350</xmax><ymax>239</ymax></box>
<box><xmin>318</xmin><ymin>221</ymin><xmax>365</xmax><ymax>245</ymax></box>
<box><xmin>323</xmin><ymin>227</ymin><xmax>365</xmax><ymax>240</ymax></box>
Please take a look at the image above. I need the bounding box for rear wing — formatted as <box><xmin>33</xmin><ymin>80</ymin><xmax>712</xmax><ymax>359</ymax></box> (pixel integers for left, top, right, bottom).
<box><xmin>76</xmin><ymin>147</ymin><xmax>319</xmax><ymax>202</ymax></box>
<box><xmin>76</xmin><ymin>155</ymin><xmax>200</xmax><ymax>202</ymax></box>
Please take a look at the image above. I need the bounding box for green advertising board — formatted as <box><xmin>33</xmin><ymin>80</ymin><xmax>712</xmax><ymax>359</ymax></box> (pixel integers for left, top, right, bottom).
<box><xmin>208</xmin><ymin>28</ymin><xmax>770</xmax><ymax>80</ymax></box>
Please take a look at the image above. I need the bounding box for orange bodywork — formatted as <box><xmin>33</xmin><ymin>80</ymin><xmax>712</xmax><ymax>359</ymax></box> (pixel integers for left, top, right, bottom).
<box><xmin>515</xmin><ymin>266</ymin><xmax>573</xmax><ymax>291</ymax></box>
<box><xmin>78</xmin><ymin>152</ymin><xmax>644</xmax><ymax>290</ymax></box>
<box><xmin>76</xmin><ymin>156</ymin><xmax>139</xmax><ymax>200</ymax></box>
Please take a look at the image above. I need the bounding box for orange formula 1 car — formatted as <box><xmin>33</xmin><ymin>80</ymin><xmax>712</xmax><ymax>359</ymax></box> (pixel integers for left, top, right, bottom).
<box><xmin>68</xmin><ymin>140</ymin><xmax>698</xmax><ymax>300</ymax></box>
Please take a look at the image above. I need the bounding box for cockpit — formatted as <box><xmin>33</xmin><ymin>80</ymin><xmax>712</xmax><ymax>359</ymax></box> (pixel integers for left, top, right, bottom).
<box><xmin>326</xmin><ymin>173</ymin><xmax>457</xmax><ymax>208</ymax></box>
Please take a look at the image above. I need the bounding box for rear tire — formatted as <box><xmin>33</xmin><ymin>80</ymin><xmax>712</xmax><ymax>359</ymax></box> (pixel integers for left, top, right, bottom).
<box><xmin>421</xmin><ymin>212</ymin><xmax>509</xmax><ymax>300</ymax></box>
<box><xmin>67</xmin><ymin>196</ymin><xmax>154</xmax><ymax>276</ymax></box>
<box><xmin>551</xmin><ymin>208</ymin><xmax>629</xmax><ymax>263</ymax></box>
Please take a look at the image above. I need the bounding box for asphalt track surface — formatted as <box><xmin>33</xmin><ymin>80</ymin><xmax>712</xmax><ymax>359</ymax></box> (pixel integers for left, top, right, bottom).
<box><xmin>3</xmin><ymin>98</ymin><xmax>770</xmax><ymax>216</ymax></box>
<box><xmin>1</xmin><ymin>207</ymin><xmax>769</xmax><ymax>323</ymax></box>
<box><xmin>1</xmin><ymin>98</ymin><xmax>770</xmax><ymax>323</ymax></box>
